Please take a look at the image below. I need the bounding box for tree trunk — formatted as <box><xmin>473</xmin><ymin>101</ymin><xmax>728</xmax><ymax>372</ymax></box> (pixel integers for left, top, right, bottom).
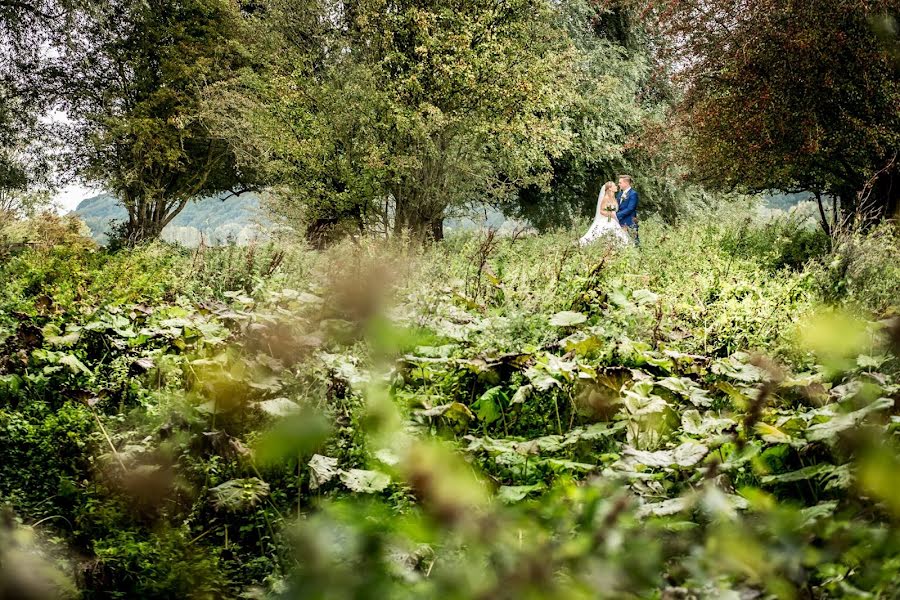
<box><xmin>866</xmin><ymin>168</ymin><xmax>900</xmax><ymax>222</ymax></box>
<box><xmin>428</xmin><ymin>215</ymin><xmax>444</xmax><ymax>242</ymax></box>
<box><xmin>814</xmin><ymin>191</ymin><xmax>831</xmax><ymax>237</ymax></box>
<box><xmin>393</xmin><ymin>196</ymin><xmax>411</xmax><ymax>237</ymax></box>
<box><xmin>120</xmin><ymin>195</ymin><xmax>188</xmax><ymax>246</ymax></box>
<box><xmin>836</xmin><ymin>186</ymin><xmax>858</xmax><ymax>231</ymax></box>
<box><xmin>124</xmin><ymin>212</ymin><xmax>165</xmax><ymax>246</ymax></box>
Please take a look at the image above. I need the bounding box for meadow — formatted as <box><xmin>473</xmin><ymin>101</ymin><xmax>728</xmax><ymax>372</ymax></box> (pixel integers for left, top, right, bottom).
<box><xmin>1</xmin><ymin>208</ymin><xmax>899</xmax><ymax>598</ymax></box>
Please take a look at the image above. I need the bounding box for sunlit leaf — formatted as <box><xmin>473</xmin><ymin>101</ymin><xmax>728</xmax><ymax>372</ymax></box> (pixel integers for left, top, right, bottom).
<box><xmin>210</xmin><ymin>478</ymin><xmax>270</xmax><ymax>511</ymax></box>
<box><xmin>58</xmin><ymin>354</ymin><xmax>90</xmax><ymax>375</ymax></box>
<box><xmin>308</xmin><ymin>454</ymin><xmax>339</xmax><ymax>490</ymax></box>
<box><xmin>340</xmin><ymin>469</ymin><xmax>391</xmax><ymax>493</ymax></box>
<box><xmin>257</xmin><ymin>397</ymin><xmax>301</xmax><ymax>417</ymax></box>
<box><xmin>549</xmin><ymin>311</ymin><xmax>587</xmax><ymax>327</ymax></box>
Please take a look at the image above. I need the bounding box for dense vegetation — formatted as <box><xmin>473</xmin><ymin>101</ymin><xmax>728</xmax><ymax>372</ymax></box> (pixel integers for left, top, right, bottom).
<box><xmin>3</xmin><ymin>1</ymin><xmax>898</xmax><ymax>243</ymax></box>
<box><xmin>2</xmin><ymin>0</ymin><xmax>900</xmax><ymax>598</ymax></box>
<box><xmin>626</xmin><ymin>0</ymin><xmax>900</xmax><ymax>226</ymax></box>
<box><xmin>1</xmin><ymin>207</ymin><xmax>899</xmax><ymax>598</ymax></box>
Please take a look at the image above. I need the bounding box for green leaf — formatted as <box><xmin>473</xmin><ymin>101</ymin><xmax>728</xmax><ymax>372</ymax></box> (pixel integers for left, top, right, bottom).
<box><xmin>549</xmin><ymin>311</ymin><xmax>587</xmax><ymax>327</ymax></box>
<box><xmin>497</xmin><ymin>484</ymin><xmax>544</xmax><ymax>504</ymax></box>
<box><xmin>340</xmin><ymin>469</ymin><xmax>391</xmax><ymax>493</ymax></box>
<box><xmin>210</xmin><ymin>478</ymin><xmax>270</xmax><ymax>512</ymax></box>
<box><xmin>472</xmin><ymin>386</ymin><xmax>505</xmax><ymax>424</ymax></box>
<box><xmin>58</xmin><ymin>354</ymin><xmax>91</xmax><ymax>375</ymax></box>
<box><xmin>856</xmin><ymin>354</ymin><xmax>888</xmax><ymax>369</ymax></box>
<box><xmin>760</xmin><ymin>463</ymin><xmax>835</xmax><ymax>485</ymax></box>
<box><xmin>46</xmin><ymin>331</ymin><xmax>81</xmax><ymax>347</ymax></box>
<box><xmin>804</xmin><ymin>397</ymin><xmax>894</xmax><ymax>442</ymax></box>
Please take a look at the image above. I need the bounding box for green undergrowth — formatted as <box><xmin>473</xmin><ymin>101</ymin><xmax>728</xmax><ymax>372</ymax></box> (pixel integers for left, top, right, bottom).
<box><xmin>1</xmin><ymin>212</ymin><xmax>899</xmax><ymax>598</ymax></box>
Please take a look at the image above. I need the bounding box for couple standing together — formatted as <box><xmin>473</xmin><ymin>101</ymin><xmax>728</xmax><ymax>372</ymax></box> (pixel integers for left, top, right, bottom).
<box><xmin>578</xmin><ymin>174</ymin><xmax>639</xmax><ymax>247</ymax></box>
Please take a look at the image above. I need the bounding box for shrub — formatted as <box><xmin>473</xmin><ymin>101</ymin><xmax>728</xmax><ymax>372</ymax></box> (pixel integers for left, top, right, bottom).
<box><xmin>812</xmin><ymin>222</ymin><xmax>900</xmax><ymax>315</ymax></box>
<box><xmin>719</xmin><ymin>212</ymin><xmax>831</xmax><ymax>271</ymax></box>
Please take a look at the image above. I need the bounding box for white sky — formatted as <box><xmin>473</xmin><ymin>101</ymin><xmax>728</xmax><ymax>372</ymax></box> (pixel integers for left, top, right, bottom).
<box><xmin>54</xmin><ymin>183</ymin><xmax>102</xmax><ymax>213</ymax></box>
<box><xmin>41</xmin><ymin>109</ymin><xmax>104</xmax><ymax>213</ymax></box>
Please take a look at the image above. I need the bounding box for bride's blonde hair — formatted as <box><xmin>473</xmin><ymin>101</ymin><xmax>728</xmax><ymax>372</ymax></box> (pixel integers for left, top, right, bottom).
<box><xmin>601</xmin><ymin>181</ymin><xmax>617</xmax><ymax>204</ymax></box>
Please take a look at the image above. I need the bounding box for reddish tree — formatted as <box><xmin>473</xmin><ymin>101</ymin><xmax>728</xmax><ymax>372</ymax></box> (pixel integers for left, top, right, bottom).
<box><xmin>623</xmin><ymin>0</ymin><xmax>900</xmax><ymax>227</ymax></box>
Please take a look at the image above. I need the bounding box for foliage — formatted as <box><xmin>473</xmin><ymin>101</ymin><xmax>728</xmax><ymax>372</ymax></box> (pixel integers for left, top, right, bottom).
<box><xmin>813</xmin><ymin>222</ymin><xmax>900</xmax><ymax>313</ymax></box>
<box><xmin>0</xmin><ymin>210</ymin><xmax>898</xmax><ymax>598</ymax></box>
<box><xmin>507</xmin><ymin>1</ymin><xmax>707</xmax><ymax>231</ymax></box>
<box><xmin>631</xmin><ymin>0</ymin><xmax>900</xmax><ymax>222</ymax></box>
<box><xmin>57</xmin><ymin>0</ymin><xmax>261</xmax><ymax>245</ymax></box>
<box><xmin>213</xmin><ymin>0</ymin><xmax>584</xmax><ymax>240</ymax></box>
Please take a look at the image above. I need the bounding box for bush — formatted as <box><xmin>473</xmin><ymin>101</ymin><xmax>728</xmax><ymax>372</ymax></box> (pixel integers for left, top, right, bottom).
<box><xmin>719</xmin><ymin>212</ymin><xmax>831</xmax><ymax>271</ymax></box>
<box><xmin>812</xmin><ymin>222</ymin><xmax>900</xmax><ymax>315</ymax></box>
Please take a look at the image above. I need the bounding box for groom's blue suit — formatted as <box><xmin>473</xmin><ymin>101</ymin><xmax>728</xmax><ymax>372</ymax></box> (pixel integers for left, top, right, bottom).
<box><xmin>616</xmin><ymin>188</ymin><xmax>639</xmax><ymax>229</ymax></box>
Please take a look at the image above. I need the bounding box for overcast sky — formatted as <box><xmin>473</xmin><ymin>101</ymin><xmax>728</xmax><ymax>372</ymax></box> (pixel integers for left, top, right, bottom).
<box><xmin>54</xmin><ymin>184</ymin><xmax>102</xmax><ymax>213</ymax></box>
<box><xmin>42</xmin><ymin>108</ymin><xmax>104</xmax><ymax>213</ymax></box>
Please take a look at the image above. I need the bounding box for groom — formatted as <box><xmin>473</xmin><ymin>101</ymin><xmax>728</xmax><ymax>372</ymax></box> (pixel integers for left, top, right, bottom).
<box><xmin>616</xmin><ymin>174</ymin><xmax>639</xmax><ymax>244</ymax></box>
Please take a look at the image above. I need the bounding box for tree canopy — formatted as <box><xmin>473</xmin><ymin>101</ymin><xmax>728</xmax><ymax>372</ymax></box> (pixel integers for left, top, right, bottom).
<box><xmin>630</xmin><ymin>0</ymin><xmax>900</xmax><ymax>225</ymax></box>
<box><xmin>57</xmin><ymin>0</ymin><xmax>260</xmax><ymax>244</ymax></box>
<box><xmin>212</xmin><ymin>0</ymin><xmax>589</xmax><ymax>241</ymax></box>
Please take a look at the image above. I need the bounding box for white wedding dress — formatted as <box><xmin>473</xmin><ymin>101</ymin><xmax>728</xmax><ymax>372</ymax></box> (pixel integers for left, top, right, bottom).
<box><xmin>579</xmin><ymin>202</ymin><xmax>630</xmax><ymax>247</ymax></box>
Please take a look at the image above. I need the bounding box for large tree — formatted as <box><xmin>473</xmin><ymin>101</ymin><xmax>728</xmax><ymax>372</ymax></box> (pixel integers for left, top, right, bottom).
<box><xmin>213</xmin><ymin>0</ymin><xmax>579</xmax><ymax>242</ymax></box>
<box><xmin>630</xmin><ymin>0</ymin><xmax>900</xmax><ymax>227</ymax></box>
<box><xmin>0</xmin><ymin>0</ymin><xmax>66</xmax><ymax>218</ymax></box>
<box><xmin>59</xmin><ymin>0</ymin><xmax>259</xmax><ymax>244</ymax></box>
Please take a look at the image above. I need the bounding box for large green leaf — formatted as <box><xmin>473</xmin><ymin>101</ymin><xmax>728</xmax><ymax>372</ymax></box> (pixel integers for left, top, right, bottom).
<box><xmin>549</xmin><ymin>311</ymin><xmax>587</xmax><ymax>327</ymax></box>
<box><xmin>210</xmin><ymin>478</ymin><xmax>270</xmax><ymax>511</ymax></box>
<box><xmin>340</xmin><ymin>469</ymin><xmax>391</xmax><ymax>493</ymax></box>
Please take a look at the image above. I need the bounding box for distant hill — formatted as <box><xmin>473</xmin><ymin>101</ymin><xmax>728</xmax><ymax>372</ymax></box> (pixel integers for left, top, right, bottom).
<box><xmin>764</xmin><ymin>192</ymin><xmax>813</xmax><ymax>210</ymax></box>
<box><xmin>72</xmin><ymin>193</ymin><xmax>268</xmax><ymax>245</ymax></box>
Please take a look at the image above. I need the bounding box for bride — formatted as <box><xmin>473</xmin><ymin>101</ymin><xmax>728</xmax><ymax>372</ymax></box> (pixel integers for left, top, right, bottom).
<box><xmin>579</xmin><ymin>181</ymin><xmax>630</xmax><ymax>247</ymax></box>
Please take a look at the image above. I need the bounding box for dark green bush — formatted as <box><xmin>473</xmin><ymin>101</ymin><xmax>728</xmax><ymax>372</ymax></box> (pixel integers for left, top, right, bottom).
<box><xmin>719</xmin><ymin>214</ymin><xmax>831</xmax><ymax>271</ymax></box>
